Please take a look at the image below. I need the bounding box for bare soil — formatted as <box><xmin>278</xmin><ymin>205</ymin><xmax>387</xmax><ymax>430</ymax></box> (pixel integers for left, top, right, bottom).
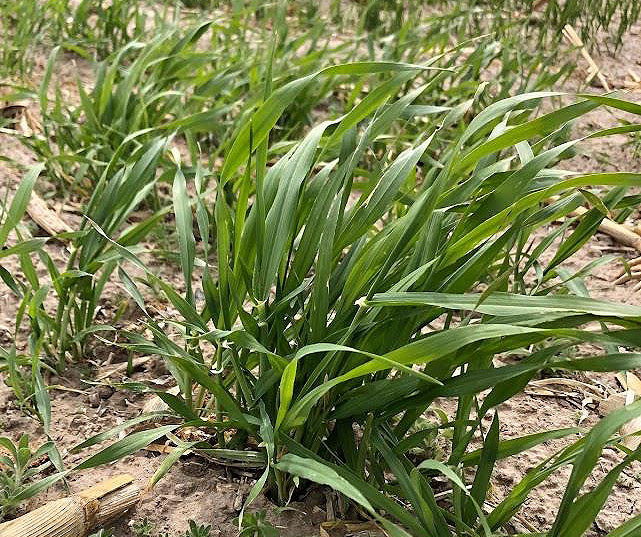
<box><xmin>3</xmin><ymin>16</ymin><xmax>641</xmax><ymax>537</ymax></box>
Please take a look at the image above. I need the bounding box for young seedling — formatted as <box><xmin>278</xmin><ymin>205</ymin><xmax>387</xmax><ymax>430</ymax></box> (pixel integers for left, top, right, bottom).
<box><xmin>0</xmin><ymin>435</ymin><xmax>66</xmax><ymax>522</ymax></box>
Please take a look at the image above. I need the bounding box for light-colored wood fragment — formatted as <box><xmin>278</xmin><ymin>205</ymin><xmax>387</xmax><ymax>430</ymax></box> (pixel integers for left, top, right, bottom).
<box><xmin>568</xmin><ymin>205</ymin><xmax>641</xmax><ymax>251</ymax></box>
<box><xmin>596</xmin><ymin>217</ymin><xmax>641</xmax><ymax>251</ymax></box>
<box><xmin>548</xmin><ymin>196</ymin><xmax>641</xmax><ymax>288</ymax></box>
<box><xmin>598</xmin><ymin>390</ymin><xmax>641</xmax><ymax>449</ymax></box>
<box><xmin>0</xmin><ymin>498</ymin><xmax>85</xmax><ymax>537</ymax></box>
<box><xmin>75</xmin><ymin>474</ymin><xmax>133</xmax><ymax>502</ymax></box>
<box><xmin>550</xmin><ymin>197</ymin><xmax>641</xmax><ymax>252</ymax></box>
<box><xmin>0</xmin><ymin>103</ymin><xmax>27</xmax><ymax>129</ymax></box>
<box><xmin>0</xmin><ymin>474</ymin><xmax>139</xmax><ymax>537</ymax></box>
<box><xmin>621</xmin><ymin>417</ymin><xmax>641</xmax><ymax>450</ymax></box>
<box><xmin>26</xmin><ymin>192</ymin><xmax>72</xmax><ymax>238</ymax></box>
<box><xmin>598</xmin><ymin>392</ymin><xmax>627</xmax><ymax>416</ymax></box>
<box><xmin>562</xmin><ymin>24</ymin><xmax>610</xmax><ymax>91</ymax></box>
<box><xmin>92</xmin><ymin>482</ymin><xmax>139</xmax><ymax>528</ymax></box>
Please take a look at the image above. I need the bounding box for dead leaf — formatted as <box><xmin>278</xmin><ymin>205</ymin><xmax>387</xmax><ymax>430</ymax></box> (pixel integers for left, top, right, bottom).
<box><xmin>141</xmin><ymin>385</ymin><xmax>180</xmax><ymax>414</ymax></box>
<box><xmin>621</xmin><ymin>417</ymin><xmax>641</xmax><ymax>449</ymax></box>
<box><xmin>320</xmin><ymin>520</ymin><xmax>385</xmax><ymax>537</ymax></box>
<box><xmin>144</xmin><ymin>443</ymin><xmax>174</xmax><ymax>454</ymax></box>
<box><xmin>616</xmin><ymin>371</ymin><xmax>641</xmax><ymax>397</ymax></box>
<box><xmin>598</xmin><ymin>392</ymin><xmax>627</xmax><ymax>416</ymax></box>
<box><xmin>527</xmin><ymin>377</ymin><xmax>604</xmax><ymax>399</ymax></box>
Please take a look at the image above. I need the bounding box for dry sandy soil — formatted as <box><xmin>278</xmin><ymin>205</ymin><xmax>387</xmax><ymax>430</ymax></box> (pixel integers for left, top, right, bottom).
<box><xmin>3</xmin><ymin>15</ymin><xmax>641</xmax><ymax>537</ymax></box>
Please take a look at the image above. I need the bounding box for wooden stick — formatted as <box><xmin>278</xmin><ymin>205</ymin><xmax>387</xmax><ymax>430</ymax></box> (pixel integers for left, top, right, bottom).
<box><xmin>549</xmin><ymin>197</ymin><xmax>641</xmax><ymax>286</ymax></box>
<box><xmin>26</xmin><ymin>192</ymin><xmax>72</xmax><ymax>239</ymax></box>
<box><xmin>559</xmin><ymin>201</ymin><xmax>641</xmax><ymax>252</ymax></box>
<box><xmin>0</xmin><ymin>474</ymin><xmax>139</xmax><ymax>537</ymax></box>
<box><xmin>95</xmin><ymin>356</ymin><xmax>151</xmax><ymax>381</ymax></box>
<box><xmin>562</xmin><ymin>24</ymin><xmax>611</xmax><ymax>91</ymax></box>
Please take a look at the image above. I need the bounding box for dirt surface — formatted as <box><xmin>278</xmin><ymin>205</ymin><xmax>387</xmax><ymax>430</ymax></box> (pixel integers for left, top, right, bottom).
<box><xmin>3</xmin><ymin>14</ymin><xmax>641</xmax><ymax>537</ymax></box>
<box><xmin>0</xmin><ymin>371</ymin><xmax>322</xmax><ymax>536</ymax></box>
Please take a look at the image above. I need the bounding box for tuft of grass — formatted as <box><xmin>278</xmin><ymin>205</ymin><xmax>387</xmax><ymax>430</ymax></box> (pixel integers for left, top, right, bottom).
<box><xmin>70</xmin><ymin>58</ymin><xmax>641</xmax><ymax>535</ymax></box>
<box><xmin>133</xmin><ymin>518</ymin><xmax>154</xmax><ymax>537</ymax></box>
<box><xmin>17</xmin><ymin>22</ymin><xmax>216</xmax><ymax>194</ymax></box>
<box><xmin>239</xmin><ymin>511</ymin><xmax>279</xmax><ymax>537</ymax></box>
<box><xmin>28</xmin><ymin>137</ymin><xmax>170</xmax><ymax>369</ymax></box>
<box><xmin>183</xmin><ymin>520</ymin><xmax>212</xmax><ymax>537</ymax></box>
<box><xmin>3</xmin><ymin>3</ymin><xmax>641</xmax><ymax>536</ymax></box>
<box><xmin>0</xmin><ymin>0</ymin><xmax>178</xmax><ymax>79</ymax></box>
<box><xmin>0</xmin><ymin>165</ymin><xmax>57</xmax><ymax>425</ymax></box>
<box><xmin>131</xmin><ymin>518</ymin><xmax>212</xmax><ymax>537</ymax></box>
<box><xmin>63</xmin><ymin>0</ymin><xmax>173</xmax><ymax>61</ymax></box>
<box><xmin>3</xmin><ymin>13</ymin><xmax>567</xmax><ymax>374</ymax></box>
<box><xmin>89</xmin><ymin>530</ymin><xmax>114</xmax><ymax>537</ymax></box>
<box><xmin>0</xmin><ymin>435</ymin><xmax>66</xmax><ymax>522</ymax></box>
<box><xmin>0</xmin><ymin>0</ymin><xmax>48</xmax><ymax>79</ymax></box>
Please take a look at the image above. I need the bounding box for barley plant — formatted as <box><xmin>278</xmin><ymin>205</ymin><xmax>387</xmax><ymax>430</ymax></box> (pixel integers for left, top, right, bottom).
<box><xmin>0</xmin><ymin>167</ymin><xmax>54</xmax><ymax>419</ymax></box>
<box><xmin>71</xmin><ymin>60</ymin><xmax>641</xmax><ymax>535</ymax></box>
<box><xmin>0</xmin><ymin>0</ymin><xmax>175</xmax><ymax>79</ymax></box>
<box><xmin>18</xmin><ymin>22</ymin><xmax>216</xmax><ymax>193</ymax></box>
<box><xmin>0</xmin><ymin>435</ymin><xmax>67</xmax><ymax>521</ymax></box>
<box><xmin>3</xmin><ymin>1</ymin><xmax>641</xmax><ymax>535</ymax></box>
<box><xmin>3</xmin><ymin>14</ymin><xmax>563</xmax><ymax>371</ymax></box>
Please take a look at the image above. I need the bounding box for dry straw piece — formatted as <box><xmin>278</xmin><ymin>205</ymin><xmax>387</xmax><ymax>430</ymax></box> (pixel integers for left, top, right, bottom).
<box><xmin>26</xmin><ymin>192</ymin><xmax>72</xmax><ymax>239</ymax></box>
<box><xmin>548</xmin><ymin>196</ymin><xmax>641</xmax><ymax>289</ymax></box>
<box><xmin>565</xmin><ymin>203</ymin><xmax>641</xmax><ymax>252</ymax></box>
<box><xmin>0</xmin><ymin>474</ymin><xmax>139</xmax><ymax>537</ymax></box>
<box><xmin>562</xmin><ymin>24</ymin><xmax>611</xmax><ymax>91</ymax></box>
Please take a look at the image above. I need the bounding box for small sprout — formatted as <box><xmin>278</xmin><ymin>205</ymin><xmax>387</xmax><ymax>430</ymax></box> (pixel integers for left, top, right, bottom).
<box><xmin>89</xmin><ymin>530</ymin><xmax>114</xmax><ymax>537</ymax></box>
<box><xmin>132</xmin><ymin>518</ymin><xmax>154</xmax><ymax>537</ymax></box>
<box><xmin>0</xmin><ymin>434</ymin><xmax>63</xmax><ymax>522</ymax></box>
<box><xmin>239</xmin><ymin>511</ymin><xmax>280</xmax><ymax>537</ymax></box>
<box><xmin>184</xmin><ymin>520</ymin><xmax>212</xmax><ymax>537</ymax></box>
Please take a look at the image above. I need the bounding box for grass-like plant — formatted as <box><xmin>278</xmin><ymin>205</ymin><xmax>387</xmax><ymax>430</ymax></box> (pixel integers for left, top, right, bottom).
<box><xmin>0</xmin><ymin>0</ymin><xmax>178</xmax><ymax>79</ymax></box>
<box><xmin>18</xmin><ymin>22</ymin><xmax>219</xmax><ymax>194</ymax></box>
<box><xmin>69</xmin><ymin>53</ymin><xmax>641</xmax><ymax>535</ymax></box>
<box><xmin>238</xmin><ymin>511</ymin><xmax>278</xmax><ymax>537</ymax></box>
<box><xmin>0</xmin><ymin>166</ymin><xmax>55</xmax><ymax>421</ymax></box>
<box><xmin>0</xmin><ymin>0</ymin><xmax>50</xmax><ymax>79</ymax></box>
<box><xmin>5</xmin><ymin>0</ymin><xmax>574</xmax><ymax>197</ymax></box>
<box><xmin>5</xmin><ymin>15</ymin><xmax>566</xmax><ymax>373</ymax></box>
<box><xmin>63</xmin><ymin>0</ymin><xmax>173</xmax><ymax>61</ymax></box>
<box><xmin>129</xmin><ymin>518</ymin><xmax>213</xmax><ymax>537</ymax></box>
<box><xmin>0</xmin><ymin>435</ymin><xmax>66</xmax><ymax>521</ymax></box>
<box><xmin>89</xmin><ymin>530</ymin><xmax>114</xmax><ymax>537</ymax></box>
<box><xmin>4</xmin><ymin>20</ymin><xmax>253</xmax><ymax>368</ymax></box>
<box><xmin>0</xmin><ymin>166</ymin><xmax>45</xmax><ymax>288</ymax></box>
<box><xmin>354</xmin><ymin>0</ymin><xmax>640</xmax><ymax>53</ymax></box>
<box><xmin>0</xmin><ymin>167</ymin><xmax>66</xmax><ymax>495</ymax></box>
<box><xmin>489</xmin><ymin>0</ymin><xmax>640</xmax><ymax>51</ymax></box>
<box><xmin>25</xmin><ymin>137</ymin><xmax>172</xmax><ymax>369</ymax></box>
<box><xmin>4</xmin><ymin>2</ymin><xmax>641</xmax><ymax>535</ymax></box>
